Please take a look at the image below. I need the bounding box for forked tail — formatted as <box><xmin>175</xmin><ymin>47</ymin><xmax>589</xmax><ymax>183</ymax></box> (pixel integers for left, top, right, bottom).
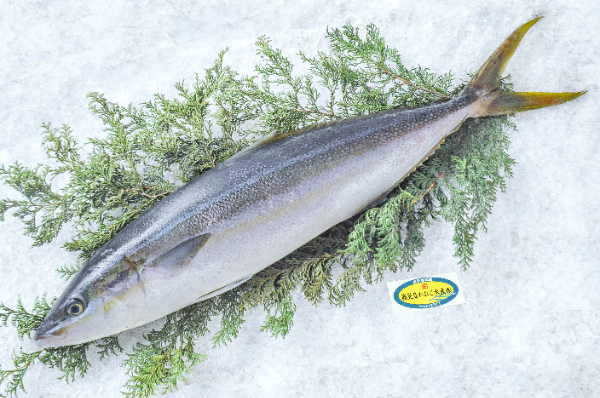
<box><xmin>465</xmin><ymin>17</ymin><xmax>585</xmax><ymax>117</ymax></box>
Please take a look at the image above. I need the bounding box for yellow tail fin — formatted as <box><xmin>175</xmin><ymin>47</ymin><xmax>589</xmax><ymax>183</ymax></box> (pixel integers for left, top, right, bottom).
<box><xmin>466</xmin><ymin>17</ymin><xmax>585</xmax><ymax>117</ymax></box>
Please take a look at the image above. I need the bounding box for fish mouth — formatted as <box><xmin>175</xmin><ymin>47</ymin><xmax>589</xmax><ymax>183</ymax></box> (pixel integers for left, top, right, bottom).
<box><xmin>33</xmin><ymin>328</ymin><xmax>69</xmax><ymax>349</ymax></box>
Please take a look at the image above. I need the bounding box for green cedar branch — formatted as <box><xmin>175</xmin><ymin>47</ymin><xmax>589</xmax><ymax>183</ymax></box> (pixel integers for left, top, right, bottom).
<box><xmin>0</xmin><ymin>23</ymin><xmax>516</xmax><ymax>398</ymax></box>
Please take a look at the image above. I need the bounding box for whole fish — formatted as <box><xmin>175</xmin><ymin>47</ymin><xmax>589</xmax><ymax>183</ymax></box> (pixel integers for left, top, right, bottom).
<box><xmin>34</xmin><ymin>18</ymin><xmax>583</xmax><ymax>348</ymax></box>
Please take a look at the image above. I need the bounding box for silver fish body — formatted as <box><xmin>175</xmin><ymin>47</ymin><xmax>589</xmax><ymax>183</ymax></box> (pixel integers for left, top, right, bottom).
<box><xmin>34</xmin><ymin>18</ymin><xmax>583</xmax><ymax>348</ymax></box>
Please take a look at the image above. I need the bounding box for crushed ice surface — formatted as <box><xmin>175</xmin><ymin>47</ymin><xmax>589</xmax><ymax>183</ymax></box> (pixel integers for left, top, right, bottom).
<box><xmin>0</xmin><ymin>1</ymin><xmax>598</xmax><ymax>397</ymax></box>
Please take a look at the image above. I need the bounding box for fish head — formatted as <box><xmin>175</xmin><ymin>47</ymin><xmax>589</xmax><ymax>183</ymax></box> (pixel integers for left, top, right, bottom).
<box><xmin>34</xmin><ymin>247</ymin><xmax>146</xmax><ymax>348</ymax></box>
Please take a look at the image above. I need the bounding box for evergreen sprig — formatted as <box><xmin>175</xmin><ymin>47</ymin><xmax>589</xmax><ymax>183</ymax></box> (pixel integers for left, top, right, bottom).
<box><xmin>0</xmin><ymin>23</ymin><xmax>515</xmax><ymax>397</ymax></box>
<box><xmin>0</xmin><ymin>297</ymin><xmax>91</xmax><ymax>397</ymax></box>
<box><xmin>0</xmin><ymin>294</ymin><xmax>52</xmax><ymax>339</ymax></box>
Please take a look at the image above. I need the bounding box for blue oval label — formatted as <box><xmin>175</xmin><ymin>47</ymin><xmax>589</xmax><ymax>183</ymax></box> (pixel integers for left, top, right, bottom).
<box><xmin>393</xmin><ymin>277</ymin><xmax>459</xmax><ymax>309</ymax></box>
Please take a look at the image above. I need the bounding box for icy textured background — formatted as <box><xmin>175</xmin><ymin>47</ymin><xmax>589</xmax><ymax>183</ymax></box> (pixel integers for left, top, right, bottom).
<box><xmin>0</xmin><ymin>1</ymin><xmax>598</xmax><ymax>397</ymax></box>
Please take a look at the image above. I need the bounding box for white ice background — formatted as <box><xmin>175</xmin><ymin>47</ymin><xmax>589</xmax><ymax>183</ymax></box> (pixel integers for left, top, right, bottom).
<box><xmin>0</xmin><ymin>1</ymin><xmax>598</xmax><ymax>397</ymax></box>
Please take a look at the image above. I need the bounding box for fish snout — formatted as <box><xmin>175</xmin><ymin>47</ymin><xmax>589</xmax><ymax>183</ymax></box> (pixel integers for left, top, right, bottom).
<box><xmin>33</xmin><ymin>323</ymin><xmax>69</xmax><ymax>348</ymax></box>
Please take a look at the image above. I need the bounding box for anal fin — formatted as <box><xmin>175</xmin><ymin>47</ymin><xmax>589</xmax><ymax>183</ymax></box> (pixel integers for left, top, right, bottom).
<box><xmin>364</xmin><ymin>189</ymin><xmax>394</xmax><ymax>211</ymax></box>
<box><xmin>195</xmin><ymin>274</ymin><xmax>254</xmax><ymax>303</ymax></box>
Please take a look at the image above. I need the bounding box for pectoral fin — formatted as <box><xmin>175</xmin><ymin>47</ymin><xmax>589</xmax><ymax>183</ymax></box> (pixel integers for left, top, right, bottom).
<box><xmin>128</xmin><ymin>221</ymin><xmax>211</xmax><ymax>266</ymax></box>
<box><xmin>148</xmin><ymin>233</ymin><xmax>211</xmax><ymax>273</ymax></box>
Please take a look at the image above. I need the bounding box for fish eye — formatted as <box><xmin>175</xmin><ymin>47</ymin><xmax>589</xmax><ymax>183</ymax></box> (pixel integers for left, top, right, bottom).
<box><xmin>66</xmin><ymin>299</ymin><xmax>85</xmax><ymax>316</ymax></box>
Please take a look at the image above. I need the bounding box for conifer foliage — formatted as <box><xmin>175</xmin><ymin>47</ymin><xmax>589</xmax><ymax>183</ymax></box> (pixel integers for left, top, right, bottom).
<box><xmin>0</xmin><ymin>24</ymin><xmax>514</xmax><ymax>397</ymax></box>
